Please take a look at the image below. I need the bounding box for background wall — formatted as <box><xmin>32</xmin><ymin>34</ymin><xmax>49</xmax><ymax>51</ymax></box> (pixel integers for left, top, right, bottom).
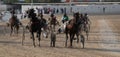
<box><xmin>22</xmin><ymin>4</ymin><xmax>120</xmax><ymax>14</ymax></box>
<box><xmin>0</xmin><ymin>5</ymin><xmax>7</xmax><ymax>12</ymax></box>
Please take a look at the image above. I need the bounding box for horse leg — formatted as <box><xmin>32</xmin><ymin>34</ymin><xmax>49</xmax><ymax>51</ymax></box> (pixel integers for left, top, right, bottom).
<box><xmin>38</xmin><ymin>31</ymin><xmax>41</xmax><ymax>47</ymax></box>
<box><xmin>86</xmin><ymin>29</ymin><xmax>89</xmax><ymax>40</ymax></box>
<box><xmin>88</xmin><ymin>24</ymin><xmax>91</xmax><ymax>32</ymax></box>
<box><xmin>85</xmin><ymin>24</ymin><xmax>89</xmax><ymax>40</ymax></box>
<box><xmin>70</xmin><ymin>33</ymin><xmax>74</xmax><ymax>47</ymax></box>
<box><xmin>13</xmin><ymin>27</ymin><xmax>16</xmax><ymax>34</ymax></box>
<box><xmin>45</xmin><ymin>29</ymin><xmax>48</xmax><ymax>38</ymax></box>
<box><xmin>3</xmin><ymin>26</ymin><xmax>6</xmax><ymax>35</ymax></box>
<box><xmin>87</xmin><ymin>24</ymin><xmax>91</xmax><ymax>40</ymax></box>
<box><xmin>80</xmin><ymin>35</ymin><xmax>85</xmax><ymax>48</ymax></box>
<box><xmin>76</xmin><ymin>33</ymin><xmax>79</xmax><ymax>43</ymax></box>
<box><xmin>53</xmin><ymin>37</ymin><xmax>56</xmax><ymax>47</ymax></box>
<box><xmin>65</xmin><ymin>27</ymin><xmax>68</xmax><ymax>47</ymax></box>
<box><xmin>46</xmin><ymin>30</ymin><xmax>48</xmax><ymax>38</ymax></box>
<box><xmin>31</xmin><ymin>32</ymin><xmax>36</xmax><ymax>47</ymax></box>
<box><xmin>10</xmin><ymin>26</ymin><xmax>13</xmax><ymax>36</ymax></box>
<box><xmin>17</xmin><ymin>26</ymin><xmax>19</xmax><ymax>35</ymax></box>
<box><xmin>42</xmin><ymin>28</ymin><xmax>47</xmax><ymax>38</ymax></box>
<box><xmin>50</xmin><ymin>25</ymin><xmax>52</xmax><ymax>31</ymax></box>
<box><xmin>65</xmin><ymin>32</ymin><xmax>68</xmax><ymax>47</ymax></box>
<box><xmin>53</xmin><ymin>25</ymin><xmax>55</xmax><ymax>32</ymax></box>
<box><xmin>50</xmin><ymin>37</ymin><xmax>52</xmax><ymax>47</ymax></box>
<box><xmin>45</xmin><ymin>26</ymin><xmax>50</xmax><ymax>38</ymax></box>
<box><xmin>22</xmin><ymin>26</ymin><xmax>25</xmax><ymax>46</ymax></box>
<box><xmin>16</xmin><ymin>25</ymin><xmax>19</xmax><ymax>36</ymax></box>
<box><xmin>50</xmin><ymin>27</ymin><xmax>56</xmax><ymax>47</ymax></box>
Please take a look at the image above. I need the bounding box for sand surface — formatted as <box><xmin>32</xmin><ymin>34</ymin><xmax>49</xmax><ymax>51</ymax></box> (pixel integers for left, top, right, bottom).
<box><xmin>0</xmin><ymin>14</ymin><xmax>120</xmax><ymax>57</ymax></box>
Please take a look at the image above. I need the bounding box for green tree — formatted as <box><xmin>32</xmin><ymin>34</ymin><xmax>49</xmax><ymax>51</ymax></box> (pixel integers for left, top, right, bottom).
<box><xmin>3</xmin><ymin>0</ymin><xmax>18</xmax><ymax>3</ymax></box>
<box><xmin>37</xmin><ymin>0</ymin><xmax>61</xmax><ymax>3</ymax></box>
<box><xmin>25</xmin><ymin>0</ymin><xmax>31</xmax><ymax>3</ymax></box>
<box><xmin>3</xmin><ymin>0</ymin><xmax>61</xmax><ymax>3</ymax></box>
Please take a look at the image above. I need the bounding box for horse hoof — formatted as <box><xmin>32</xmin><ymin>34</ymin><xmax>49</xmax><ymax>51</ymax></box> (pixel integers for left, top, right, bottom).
<box><xmin>65</xmin><ymin>46</ymin><xmax>67</xmax><ymax>47</ymax></box>
<box><xmin>33</xmin><ymin>46</ymin><xmax>36</xmax><ymax>48</ymax></box>
<box><xmin>68</xmin><ymin>46</ymin><xmax>73</xmax><ymax>48</ymax></box>
<box><xmin>82</xmin><ymin>47</ymin><xmax>85</xmax><ymax>49</ymax></box>
<box><xmin>30</xmin><ymin>37</ymin><xmax>32</xmax><ymax>39</ymax></box>
<box><xmin>36</xmin><ymin>35</ymin><xmax>39</xmax><ymax>38</ymax></box>
<box><xmin>46</xmin><ymin>36</ymin><xmax>48</xmax><ymax>38</ymax></box>
<box><xmin>77</xmin><ymin>41</ymin><xmax>79</xmax><ymax>43</ymax></box>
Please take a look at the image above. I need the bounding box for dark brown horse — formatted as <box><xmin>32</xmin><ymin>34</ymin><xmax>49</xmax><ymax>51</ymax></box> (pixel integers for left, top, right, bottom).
<box><xmin>25</xmin><ymin>9</ymin><xmax>44</xmax><ymax>47</ymax></box>
<box><xmin>65</xmin><ymin>13</ymin><xmax>85</xmax><ymax>48</ymax></box>
<box><xmin>7</xmin><ymin>15</ymin><xmax>22</xmax><ymax>36</ymax></box>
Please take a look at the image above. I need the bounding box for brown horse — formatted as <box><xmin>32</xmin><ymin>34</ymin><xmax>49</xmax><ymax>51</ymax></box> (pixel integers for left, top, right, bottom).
<box><xmin>7</xmin><ymin>15</ymin><xmax>22</xmax><ymax>36</ymax></box>
<box><xmin>65</xmin><ymin>13</ymin><xmax>85</xmax><ymax>48</ymax></box>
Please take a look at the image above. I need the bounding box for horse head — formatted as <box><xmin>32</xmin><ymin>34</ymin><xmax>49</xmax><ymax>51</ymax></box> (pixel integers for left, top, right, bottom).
<box><xmin>66</xmin><ymin>12</ymin><xmax>80</xmax><ymax>30</ymax></box>
<box><xmin>27</xmin><ymin>9</ymin><xmax>36</xmax><ymax>19</ymax></box>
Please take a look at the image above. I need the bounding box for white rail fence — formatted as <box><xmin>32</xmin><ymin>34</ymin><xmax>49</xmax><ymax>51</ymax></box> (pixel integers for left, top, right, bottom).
<box><xmin>22</xmin><ymin>4</ymin><xmax>120</xmax><ymax>14</ymax></box>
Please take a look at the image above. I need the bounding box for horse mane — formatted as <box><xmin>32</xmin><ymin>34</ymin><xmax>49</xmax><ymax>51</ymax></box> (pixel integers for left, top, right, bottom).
<box><xmin>11</xmin><ymin>15</ymin><xmax>17</xmax><ymax>19</ymax></box>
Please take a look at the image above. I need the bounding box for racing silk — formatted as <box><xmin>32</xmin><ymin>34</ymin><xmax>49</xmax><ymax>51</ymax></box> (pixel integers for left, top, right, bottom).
<box><xmin>28</xmin><ymin>11</ymin><xmax>40</xmax><ymax>23</ymax></box>
<box><xmin>41</xmin><ymin>18</ymin><xmax>46</xmax><ymax>24</ymax></box>
<box><xmin>40</xmin><ymin>18</ymin><xmax>47</xmax><ymax>27</ymax></box>
<box><xmin>75</xmin><ymin>16</ymin><xmax>81</xmax><ymax>25</ymax></box>
<box><xmin>74</xmin><ymin>16</ymin><xmax>84</xmax><ymax>25</ymax></box>
<box><xmin>50</xmin><ymin>16</ymin><xmax>57</xmax><ymax>25</ymax></box>
<box><xmin>63</xmin><ymin>16</ymin><xmax>69</xmax><ymax>21</ymax></box>
<box><xmin>11</xmin><ymin>15</ymin><xmax>21</xmax><ymax>25</ymax></box>
<box><xmin>61</xmin><ymin>16</ymin><xmax>69</xmax><ymax>23</ymax></box>
<box><xmin>84</xmin><ymin>15</ymin><xmax>89</xmax><ymax>24</ymax></box>
<box><xmin>10</xmin><ymin>10</ymin><xmax>15</xmax><ymax>15</ymax></box>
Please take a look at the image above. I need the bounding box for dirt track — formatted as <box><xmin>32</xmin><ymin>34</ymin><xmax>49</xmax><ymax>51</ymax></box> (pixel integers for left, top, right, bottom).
<box><xmin>0</xmin><ymin>15</ymin><xmax>120</xmax><ymax>57</ymax></box>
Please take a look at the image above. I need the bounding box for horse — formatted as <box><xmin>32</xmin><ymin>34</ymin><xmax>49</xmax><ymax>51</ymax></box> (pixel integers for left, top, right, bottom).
<box><xmin>50</xmin><ymin>30</ymin><xmax>56</xmax><ymax>47</ymax></box>
<box><xmin>48</xmin><ymin>13</ymin><xmax>59</xmax><ymax>32</ymax></box>
<box><xmin>83</xmin><ymin>13</ymin><xmax>91</xmax><ymax>40</ymax></box>
<box><xmin>38</xmin><ymin>13</ymin><xmax>50</xmax><ymax>38</ymax></box>
<box><xmin>25</xmin><ymin>9</ymin><xmax>44</xmax><ymax>47</ymax></box>
<box><xmin>7</xmin><ymin>15</ymin><xmax>22</xmax><ymax>36</ymax></box>
<box><xmin>84</xmin><ymin>22</ymin><xmax>90</xmax><ymax>40</ymax></box>
<box><xmin>65</xmin><ymin>13</ymin><xmax>85</xmax><ymax>48</ymax></box>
